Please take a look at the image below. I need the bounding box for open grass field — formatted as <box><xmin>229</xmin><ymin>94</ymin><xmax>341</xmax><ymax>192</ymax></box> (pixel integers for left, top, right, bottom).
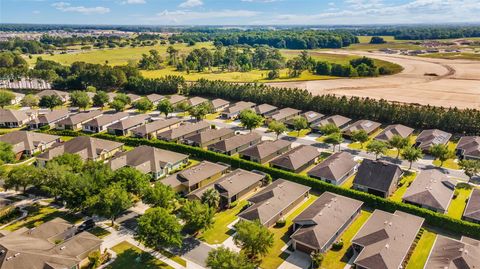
<box><xmin>421</xmin><ymin>52</ymin><xmax>480</xmax><ymax>61</ymax></box>
<box><xmin>344</xmin><ymin>36</ymin><xmax>424</xmax><ymax>51</ymax></box>
<box><xmin>108</xmin><ymin>241</ymin><xmax>173</xmax><ymax>269</ymax></box>
<box><xmin>321</xmin><ymin>210</ymin><xmax>372</xmax><ymax>269</ymax></box>
<box><xmin>25</xmin><ymin>42</ymin><xmax>214</xmax><ymax>66</ymax></box>
<box><xmin>261</xmin><ymin>194</ymin><xmax>318</xmax><ymax>269</ymax></box>
<box><xmin>200</xmin><ymin>200</ymin><xmax>248</xmax><ymax>244</ymax></box>
<box><xmin>405</xmin><ymin>228</ymin><xmax>437</xmax><ymax>269</ymax></box>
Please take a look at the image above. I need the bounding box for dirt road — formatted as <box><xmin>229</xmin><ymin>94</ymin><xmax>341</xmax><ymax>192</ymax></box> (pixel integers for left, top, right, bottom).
<box><xmin>266</xmin><ymin>51</ymin><xmax>480</xmax><ymax>109</ymax></box>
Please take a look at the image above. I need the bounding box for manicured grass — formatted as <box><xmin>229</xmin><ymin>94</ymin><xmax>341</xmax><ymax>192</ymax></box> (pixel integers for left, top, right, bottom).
<box><xmin>3</xmin><ymin>204</ymin><xmax>82</xmax><ymax>231</ymax></box>
<box><xmin>88</xmin><ymin>226</ymin><xmax>111</xmax><ymax>239</ymax></box>
<box><xmin>205</xmin><ymin>112</ymin><xmax>220</xmax><ymax>120</ymax></box>
<box><xmin>341</xmin><ymin>174</ymin><xmax>357</xmax><ymax>189</ymax></box>
<box><xmin>321</xmin><ymin>210</ymin><xmax>372</xmax><ymax>269</ymax></box>
<box><xmin>446</xmin><ymin>187</ymin><xmax>474</xmax><ymax>219</ymax></box>
<box><xmin>200</xmin><ymin>200</ymin><xmax>248</xmax><ymax>244</ymax></box>
<box><xmin>405</xmin><ymin>229</ymin><xmax>437</xmax><ymax>269</ymax></box>
<box><xmin>432</xmin><ymin>142</ymin><xmax>460</xmax><ymax>170</ymax></box>
<box><xmin>389</xmin><ymin>171</ymin><xmax>418</xmax><ymax>202</ymax></box>
<box><xmin>61</xmin><ymin>136</ymin><xmax>74</xmax><ymax>142</ymax></box>
<box><xmin>26</xmin><ymin>42</ymin><xmax>213</xmax><ymax>66</ymax></box>
<box><xmin>344</xmin><ymin>41</ymin><xmax>424</xmax><ymax>51</ymax></box>
<box><xmin>287</xmin><ymin>128</ymin><xmax>311</xmax><ymax>138</ymax></box>
<box><xmin>123</xmin><ymin>145</ymin><xmax>135</xmax><ymax>151</ymax></box>
<box><xmin>261</xmin><ymin>194</ymin><xmax>318</xmax><ymax>269</ymax></box>
<box><xmin>347</xmin><ymin>129</ymin><xmax>384</xmax><ymax>151</ymax></box>
<box><xmin>421</xmin><ymin>52</ymin><xmax>480</xmax><ymax>61</ymax></box>
<box><xmin>108</xmin><ymin>241</ymin><xmax>173</xmax><ymax>269</ymax></box>
<box><xmin>0</xmin><ymin>127</ymin><xmax>24</xmax><ymax>135</ymax></box>
<box><xmin>356</xmin><ymin>36</ymin><xmax>397</xmax><ymax>43</ymax></box>
<box><xmin>157</xmin><ymin>249</ymin><xmax>187</xmax><ymax>267</ymax></box>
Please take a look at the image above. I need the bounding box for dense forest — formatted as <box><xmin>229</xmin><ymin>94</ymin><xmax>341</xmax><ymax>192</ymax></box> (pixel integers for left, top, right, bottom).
<box><xmin>352</xmin><ymin>26</ymin><xmax>480</xmax><ymax>40</ymax></box>
<box><xmin>168</xmin><ymin>30</ymin><xmax>359</xmax><ymax>49</ymax></box>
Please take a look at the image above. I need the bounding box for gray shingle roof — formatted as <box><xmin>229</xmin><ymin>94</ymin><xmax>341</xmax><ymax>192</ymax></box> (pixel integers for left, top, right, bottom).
<box><xmin>223</xmin><ymin>101</ymin><xmax>256</xmax><ymax>114</ymax></box>
<box><xmin>254</xmin><ymin>104</ymin><xmax>277</xmax><ymax>115</ymax></box>
<box><xmin>215</xmin><ymin>169</ymin><xmax>265</xmax><ymax>199</ymax></box>
<box><xmin>270</xmin><ymin>145</ymin><xmax>320</xmax><ymax>171</ymax></box>
<box><xmin>107</xmin><ymin>114</ymin><xmax>150</xmax><ymax>131</ymax></box>
<box><xmin>456</xmin><ymin>136</ymin><xmax>480</xmax><ymax>159</ymax></box>
<box><xmin>307</xmin><ymin>152</ymin><xmax>357</xmax><ymax>182</ymax></box>
<box><xmin>464</xmin><ymin>188</ymin><xmax>480</xmax><ymax>222</ymax></box>
<box><xmin>28</xmin><ymin>109</ymin><xmax>71</xmax><ymax>125</ymax></box>
<box><xmin>83</xmin><ymin>112</ymin><xmax>129</xmax><ymax>128</ymax></box>
<box><xmin>210</xmin><ymin>98</ymin><xmax>229</xmax><ymax>109</ymax></box>
<box><xmin>130</xmin><ymin>117</ymin><xmax>183</xmax><ymax>137</ymax></box>
<box><xmin>209</xmin><ymin>132</ymin><xmax>261</xmax><ymax>152</ymax></box>
<box><xmin>415</xmin><ymin>129</ymin><xmax>452</xmax><ymax>151</ymax></box>
<box><xmin>57</xmin><ymin>110</ymin><xmax>103</xmax><ymax>125</ymax></box>
<box><xmin>240</xmin><ymin>140</ymin><xmax>291</xmax><ymax>160</ymax></box>
<box><xmin>184</xmin><ymin>128</ymin><xmax>234</xmax><ymax>145</ymax></box>
<box><xmin>342</xmin><ymin>120</ymin><xmax>381</xmax><ymax>136</ymax></box>
<box><xmin>269</xmin><ymin>107</ymin><xmax>301</xmax><ymax>121</ymax></box>
<box><xmin>0</xmin><ymin>109</ymin><xmax>29</xmax><ymax>123</ymax></box>
<box><xmin>177</xmin><ymin>161</ymin><xmax>229</xmax><ymax>187</ymax></box>
<box><xmin>314</xmin><ymin>115</ymin><xmax>351</xmax><ymax>128</ymax></box>
<box><xmin>424</xmin><ymin>235</ymin><xmax>480</xmax><ymax>269</ymax></box>
<box><xmin>375</xmin><ymin>124</ymin><xmax>414</xmax><ymax>142</ymax></box>
<box><xmin>0</xmin><ymin>131</ymin><xmax>60</xmax><ymax>153</ymax></box>
<box><xmin>157</xmin><ymin>121</ymin><xmax>210</xmax><ymax>140</ymax></box>
<box><xmin>353</xmin><ymin>159</ymin><xmax>402</xmax><ymax>194</ymax></box>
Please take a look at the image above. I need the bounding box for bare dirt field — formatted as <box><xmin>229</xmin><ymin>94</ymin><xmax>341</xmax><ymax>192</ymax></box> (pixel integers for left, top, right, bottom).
<box><xmin>266</xmin><ymin>51</ymin><xmax>480</xmax><ymax>109</ymax></box>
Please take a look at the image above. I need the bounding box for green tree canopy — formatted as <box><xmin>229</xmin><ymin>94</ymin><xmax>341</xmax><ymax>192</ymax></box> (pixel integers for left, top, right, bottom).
<box><xmin>136</xmin><ymin>207</ymin><xmax>183</xmax><ymax>249</ymax></box>
<box><xmin>110</xmin><ymin>99</ymin><xmax>126</xmax><ymax>112</ymax></box>
<box><xmin>69</xmin><ymin>90</ymin><xmax>90</xmax><ymax>110</ymax></box>
<box><xmin>86</xmin><ymin>183</ymin><xmax>132</xmax><ymax>225</ymax></box>
<box><xmin>92</xmin><ymin>91</ymin><xmax>109</xmax><ymax>107</ymax></box>
<box><xmin>201</xmin><ymin>188</ymin><xmax>220</xmax><ymax>210</ymax></box>
<box><xmin>206</xmin><ymin>247</ymin><xmax>255</xmax><ymax>269</ymax></box>
<box><xmin>142</xmin><ymin>182</ymin><xmax>177</xmax><ymax>212</ymax></box>
<box><xmin>388</xmin><ymin>135</ymin><xmax>410</xmax><ymax>159</ymax></box>
<box><xmin>0</xmin><ymin>141</ymin><xmax>15</xmax><ymax>164</ymax></box>
<box><xmin>157</xmin><ymin>99</ymin><xmax>174</xmax><ymax>117</ymax></box>
<box><xmin>318</xmin><ymin>123</ymin><xmax>340</xmax><ymax>135</ymax></box>
<box><xmin>0</xmin><ymin>90</ymin><xmax>15</xmax><ymax>108</ymax></box>
<box><xmin>133</xmin><ymin>97</ymin><xmax>154</xmax><ymax>112</ymax></box>
<box><xmin>292</xmin><ymin>116</ymin><xmax>308</xmax><ymax>136</ymax></box>
<box><xmin>110</xmin><ymin>167</ymin><xmax>150</xmax><ymax>196</ymax></box>
<box><xmin>239</xmin><ymin>110</ymin><xmax>264</xmax><ymax>132</ymax></box>
<box><xmin>39</xmin><ymin>95</ymin><xmax>63</xmax><ymax>110</ymax></box>
<box><xmin>401</xmin><ymin>147</ymin><xmax>424</xmax><ymax>169</ymax></box>
<box><xmin>233</xmin><ymin>220</ymin><xmax>274</xmax><ymax>261</ymax></box>
<box><xmin>459</xmin><ymin>159</ymin><xmax>480</xmax><ymax>180</ymax></box>
<box><xmin>179</xmin><ymin>199</ymin><xmax>215</xmax><ymax>234</ymax></box>
<box><xmin>323</xmin><ymin>133</ymin><xmax>344</xmax><ymax>152</ymax></box>
<box><xmin>430</xmin><ymin>144</ymin><xmax>453</xmax><ymax>167</ymax></box>
<box><xmin>351</xmin><ymin>130</ymin><xmax>369</xmax><ymax>147</ymax></box>
<box><xmin>20</xmin><ymin>94</ymin><xmax>39</xmax><ymax>107</ymax></box>
<box><xmin>366</xmin><ymin>140</ymin><xmax>388</xmax><ymax>160</ymax></box>
<box><xmin>268</xmin><ymin>120</ymin><xmax>287</xmax><ymax>140</ymax></box>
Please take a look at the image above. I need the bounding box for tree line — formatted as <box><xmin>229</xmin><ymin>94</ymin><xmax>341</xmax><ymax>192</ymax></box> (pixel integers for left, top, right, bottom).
<box><xmin>186</xmin><ymin>79</ymin><xmax>480</xmax><ymax>135</ymax></box>
<box><xmin>351</xmin><ymin>26</ymin><xmax>480</xmax><ymax>40</ymax></box>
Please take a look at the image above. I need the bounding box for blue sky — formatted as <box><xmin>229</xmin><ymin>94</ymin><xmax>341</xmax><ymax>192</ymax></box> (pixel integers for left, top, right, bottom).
<box><xmin>1</xmin><ymin>0</ymin><xmax>480</xmax><ymax>25</ymax></box>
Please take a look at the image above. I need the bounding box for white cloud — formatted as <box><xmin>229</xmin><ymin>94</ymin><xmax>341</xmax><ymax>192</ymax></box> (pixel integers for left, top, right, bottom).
<box><xmin>147</xmin><ymin>9</ymin><xmax>259</xmax><ymax>23</ymax></box>
<box><xmin>179</xmin><ymin>0</ymin><xmax>203</xmax><ymax>8</ymax></box>
<box><xmin>122</xmin><ymin>0</ymin><xmax>146</xmax><ymax>4</ymax></box>
<box><xmin>52</xmin><ymin>2</ymin><xmax>110</xmax><ymax>14</ymax></box>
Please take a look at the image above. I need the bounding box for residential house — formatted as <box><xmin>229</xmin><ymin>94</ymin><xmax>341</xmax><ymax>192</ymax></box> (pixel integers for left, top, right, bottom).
<box><xmin>126</xmin><ymin>93</ymin><xmax>142</xmax><ymax>103</ymax></box>
<box><xmin>353</xmin><ymin>159</ymin><xmax>403</xmax><ymax>198</ymax></box>
<box><xmin>55</xmin><ymin>110</ymin><xmax>103</xmax><ymax>130</ymax></box>
<box><xmin>254</xmin><ymin>104</ymin><xmax>278</xmax><ymax>117</ymax></box>
<box><xmin>187</xmin><ymin>168</ymin><xmax>265</xmax><ymax>205</ymax></box>
<box><xmin>286</xmin><ymin>111</ymin><xmax>324</xmax><ymax>129</ymax></box>
<box><xmin>130</xmin><ymin>117</ymin><xmax>183</xmax><ymax>139</ymax></box>
<box><xmin>0</xmin><ymin>109</ymin><xmax>37</xmax><ymax>128</ymax></box>
<box><xmin>82</xmin><ymin>112</ymin><xmax>129</xmax><ymax>133</ymax></box>
<box><xmin>36</xmin><ymin>89</ymin><xmax>69</xmax><ymax>103</ymax></box>
<box><xmin>414</xmin><ymin>129</ymin><xmax>452</xmax><ymax>153</ymax></box>
<box><xmin>238</xmin><ymin>179</ymin><xmax>310</xmax><ymax>227</ymax></box>
<box><xmin>240</xmin><ymin>139</ymin><xmax>292</xmax><ymax>164</ymax></box>
<box><xmin>270</xmin><ymin>145</ymin><xmax>321</xmax><ymax>173</ymax></box>
<box><xmin>342</xmin><ymin>119</ymin><xmax>381</xmax><ymax>138</ymax></box>
<box><xmin>168</xmin><ymin>94</ymin><xmax>188</xmax><ymax>106</ymax></box>
<box><xmin>157</xmin><ymin>121</ymin><xmax>210</xmax><ymax>142</ymax></box>
<box><xmin>11</xmin><ymin>91</ymin><xmax>24</xmax><ymax>105</ymax></box>
<box><xmin>187</xmin><ymin>96</ymin><xmax>208</xmax><ymax>107</ymax></box>
<box><xmin>312</xmin><ymin>115</ymin><xmax>352</xmax><ymax>133</ymax></box>
<box><xmin>184</xmin><ymin>127</ymin><xmax>235</xmax><ymax>148</ymax></box>
<box><xmin>162</xmin><ymin>161</ymin><xmax>229</xmax><ymax>193</ymax></box>
<box><xmin>351</xmin><ymin>210</ymin><xmax>424</xmax><ymax>269</ymax></box>
<box><xmin>109</xmin><ymin>145</ymin><xmax>188</xmax><ymax>179</ymax></box>
<box><xmin>402</xmin><ymin>169</ymin><xmax>455</xmax><ymax>213</ymax></box>
<box><xmin>146</xmin><ymin>94</ymin><xmax>164</xmax><ymax>105</ymax></box>
<box><xmin>463</xmin><ymin>188</ymin><xmax>480</xmax><ymax>223</ymax></box>
<box><xmin>424</xmin><ymin>235</ymin><xmax>480</xmax><ymax>268</ymax></box>
<box><xmin>267</xmin><ymin>107</ymin><xmax>301</xmax><ymax>123</ymax></box>
<box><xmin>0</xmin><ymin>218</ymin><xmax>102</xmax><ymax>269</ymax></box>
<box><xmin>37</xmin><ymin>136</ymin><xmax>124</xmax><ymax>165</ymax></box>
<box><xmin>107</xmin><ymin>114</ymin><xmax>150</xmax><ymax>136</ymax></box>
<box><xmin>456</xmin><ymin>136</ymin><xmax>480</xmax><ymax>160</ymax></box>
<box><xmin>375</xmin><ymin>124</ymin><xmax>414</xmax><ymax>142</ymax></box>
<box><xmin>208</xmin><ymin>132</ymin><xmax>262</xmax><ymax>156</ymax></box>
<box><xmin>291</xmin><ymin>192</ymin><xmax>363</xmax><ymax>254</ymax></box>
<box><xmin>221</xmin><ymin>101</ymin><xmax>256</xmax><ymax>119</ymax></box>
<box><xmin>211</xmin><ymin>98</ymin><xmax>230</xmax><ymax>112</ymax></box>
<box><xmin>28</xmin><ymin>109</ymin><xmax>71</xmax><ymax>129</ymax></box>
<box><xmin>0</xmin><ymin>131</ymin><xmax>60</xmax><ymax>159</ymax></box>
<box><xmin>307</xmin><ymin>152</ymin><xmax>358</xmax><ymax>185</ymax></box>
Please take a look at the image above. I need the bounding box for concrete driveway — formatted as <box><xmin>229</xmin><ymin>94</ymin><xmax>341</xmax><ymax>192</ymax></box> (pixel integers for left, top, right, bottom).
<box><xmin>171</xmin><ymin>237</ymin><xmax>213</xmax><ymax>267</ymax></box>
<box><xmin>278</xmin><ymin>251</ymin><xmax>311</xmax><ymax>269</ymax></box>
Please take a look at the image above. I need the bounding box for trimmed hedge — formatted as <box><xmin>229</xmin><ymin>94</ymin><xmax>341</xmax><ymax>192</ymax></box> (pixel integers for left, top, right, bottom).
<box><xmin>90</xmin><ymin>133</ymin><xmax>480</xmax><ymax>239</ymax></box>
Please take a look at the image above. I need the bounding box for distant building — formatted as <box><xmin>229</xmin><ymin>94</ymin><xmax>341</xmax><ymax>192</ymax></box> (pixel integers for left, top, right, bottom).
<box><xmin>168</xmin><ymin>94</ymin><xmax>188</xmax><ymax>106</ymax></box>
<box><xmin>210</xmin><ymin>98</ymin><xmax>230</xmax><ymax>112</ymax></box>
<box><xmin>146</xmin><ymin>94</ymin><xmax>165</xmax><ymax>105</ymax></box>
<box><xmin>208</xmin><ymin>132</ymin><xmax>262</xmax><ymax>156</ymax></box>
<box><xmin>36</xmin><ymin>90</ymin><xmax>70</xmax><ymax>103</ymax></box>
<box><xmin>0</xmin><ymin>131</ymin><xmax>60</xmax><ymax>159</ymax></box>
<box><xmin>221</xmin><ymin>101</ymin><xmax>256</xmax><ymax>119</ymax></box>
<box><xmin>130</xmin><ymin>117</ymin><xmax>183</xmax><ymax>139</ymax></box>
<box><xmin>28</xmin><ymin>109</ymin><xmax>71</xmax><ymax>129</ymax></box>
<box><xmin>266</xmin><ymin>107</ymin><xmax>301</xmax><ymax>123</ymax></box>
<box><xmin>0</xmin><ymin>109</ymin><xmax>37</xmax><ymax>128</ymax></box>
<box><xmin>414</xmin><ymin>129</ymin><xmax>452</xmax><ymax>153</ymax></box>
<box><xmin>424</xmin><ymin>235</ymin><xmax>480</xmax><ymax>269</ymax></box>
<box><xmin>353</xmin><ymin>159</ymin><xmax>403</xmax><ymax>198</ymax></box>
<box><xmin>156</xmin><ymin>121</ymin><xmax>210</xmax><ymax>142</ymax></box>
<box><xmin>456</xmin><ymin>136</ymin><xmax>480</xmax><ymax>160</ymax></box>
<box><xmin>270</xmin><ymin>145</ymin><xmax>320</xmax><ymax>173</ymax></box>
<box><xmin>82</xmin><ymin>112</ymin><xmax>129</xmax><ymax>133</ymax></box>
<box><xmin>107</xmin><ymin>114</ymin><xmax>150</xmax><ymax>136</ymax></box>
<box><xmin>187</xmin><ymin>96</ymin><xmax>208</xmax><ymax>107</ymax></box>
<box><xmin>55</xmin><ymin>110</ymin><xmax>103</xmax><ymax>131</ymax></box>
<box><xmin>254</xmin><ymin>104</ymin><xmax>278</xmax><ymax>117</ymax></box>
<box><xmin>238</xmin><ymin>179</ymin><xmax>310</xmax><ymax>227</ymax></box>
<box><xmin>285</xmin><ymin>111</ymin><xmax>324</xmax><ymax>129</ymax></box>
<box><xmin>184</xmin><ymin>128</ymin><xmax>235</xmax><ymax>148</ymax></box>
<box><xmin>375</xmin><ymin>124</ymin><xmax>414</xmax><ymax>142</ymax></box>
<box><xmin>109</xmin><ymin>145</ymin><xmax>188</xmax><ymax>179</ymax></box>
<box><xmin>312</xmin><ymin>115</ymin><xmax>351</xmax><ymax>133</ymax></box>
<box><xmin>342</xmin><ymin>119</ymin><xmax>381</xmax><ymax>138</ymax></box>
<box><xmin>240</xmin><ymin>140</ymin><xmax>292</xmax><ymax>164</ymax></box>
<box><xmin>463</xmin><ymin>189</ymin><xmax>480</xmax><ymax>224</ymax></box>
<box><xmin>307</xmin><ymin>152</ymin><xmax>358</xmax><ymax>185</ymax></box>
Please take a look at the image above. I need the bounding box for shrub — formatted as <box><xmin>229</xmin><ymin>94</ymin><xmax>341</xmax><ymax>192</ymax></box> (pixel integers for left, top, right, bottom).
<box><xmin>331</xmin><ymin>240</ymin><xmax>344</xmax><ymax>251</ymax></box>
<box><xmin>275</xmin><ymin>218</ymin><xmax>286</xmax><ymax>227</ymax></box>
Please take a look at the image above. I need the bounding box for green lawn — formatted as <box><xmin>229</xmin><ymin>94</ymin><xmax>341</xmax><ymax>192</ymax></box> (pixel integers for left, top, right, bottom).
<box><xmin>356</xmin><ymin>36</ymin><xmax>397</xmax><ymax>43</ymax></box>
<box><xmin>341</xmin><ymin>174</ymin><xmax>357</xmax><ymax>189</ymax></box>
<box><xmin>420</xmin><ymin>52</ymin><xmax>480</xmax><ymax>61</ymax></box>
<box><xmin>432</xmin><ymin>142</ymin><xmax>460</xmax><ymax>170</ymax></box>
<box><xmin>107</xmin><ymin>241</ymin><xmax>173</xmax><ymax>269</ymax></box>
<box><xmin>88</xmin><ymin>226</ymin><xmax>111</xmax><ymax>239</ymax></box>
<box><xmin>261</xmin><ymin>194</ymin><xmax>318</xmax><ymax>269</ymax></box>
<box><xmin>321</xmin><ymin>210</ymin><xmax>372</xmax><ymax>269</ymax></box>
<box><xmin>405</xmin><ymin>229</ymin><xmax>437</xmax><ymax>269</ymax></box>
<box><xmin>446</xmin><ymin>187</ymin><xmax>473</xmax><ymax>219</ymax></box>
<box><xmin>389</xmin><ymin>171</ymin><xmax>418</xmax><ymax>202</ymax></box>
<box><xmin>205</xmin><ymin>112</ymin><xmax>220</xmax><ymax>120</ymax></box>
<box><xmin>200</xmin><ymin>200</ymin><xmax>248</xmax><ymax>244</ymax></box>
<box><xmin>287</xmin><ymin>128</ymin><xmax>311</xmax><ymax>138</ymax></box>
<box><xmin>3</xmin><ymin>204</ymin><xmax>82</xmax><ymax>231</ymax></box>
<box><xmin>347</xmin><ymin>129</ymin><xmax>384</xmax><ymax>151</ymax></box>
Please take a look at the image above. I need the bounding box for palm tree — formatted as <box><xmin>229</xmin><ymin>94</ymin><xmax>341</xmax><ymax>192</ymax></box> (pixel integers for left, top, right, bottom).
<box><xmin>201</xmin><ymin>188</ymin><xmax>220</xmax><ymax>210</ymax></box>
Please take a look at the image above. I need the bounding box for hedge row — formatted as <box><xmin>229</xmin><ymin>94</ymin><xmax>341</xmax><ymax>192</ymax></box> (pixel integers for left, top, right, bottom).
<box><xmin>92</xmin><ymin>133</ymin><xmax>480</xmax><ymax>239</ymax></box>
